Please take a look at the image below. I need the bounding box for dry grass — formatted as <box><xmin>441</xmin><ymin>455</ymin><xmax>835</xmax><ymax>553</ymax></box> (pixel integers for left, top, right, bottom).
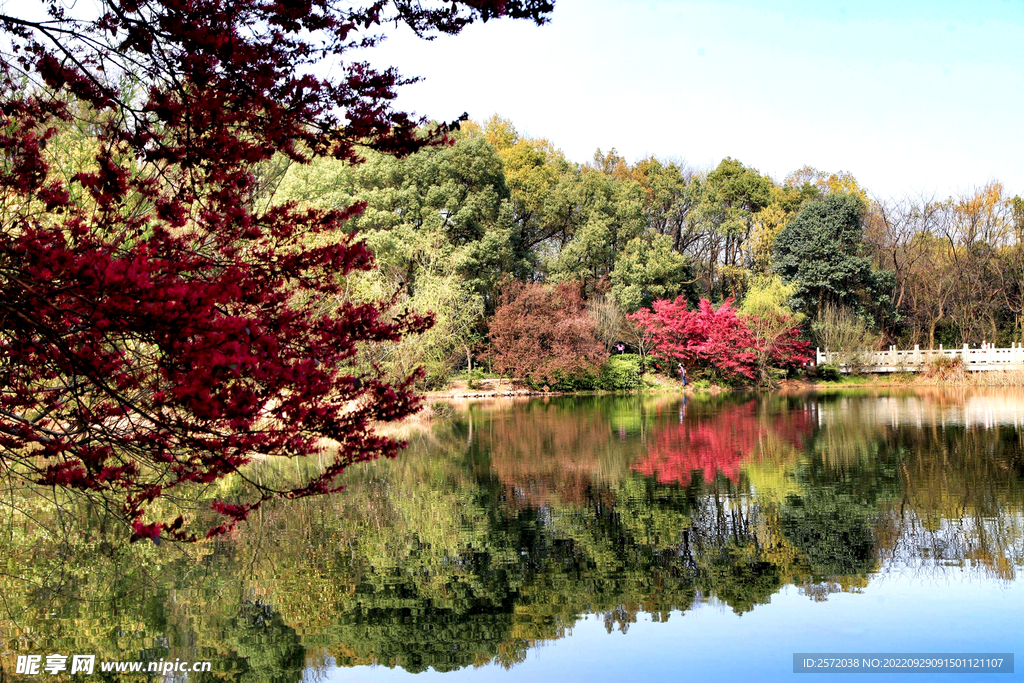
<box><xmin>912</xmin><ymin>356</ymin><xmax>1024</xmax><ymax>385</ymax></box>
<box><xmin>370</xmin><ymin>401</ymin><xmax>449</xmax><ymax>439</ymax></box>
<box><xmin>936</xmin><ymin>367</ymin><xmax>1024</xmax><ymax>386</ymax></box>
<box><xmin>807</xmin><ymin>359</ymin><xmax>1024</xmax><ymax>388</ymax></box>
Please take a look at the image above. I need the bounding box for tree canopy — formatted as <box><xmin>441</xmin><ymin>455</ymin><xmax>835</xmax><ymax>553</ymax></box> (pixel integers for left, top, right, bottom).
<box><xmin>773</xmin><ymin>192</ymin><xmax>894</xmax><ymax>324</ymax></box>
<box><xmin>0</xmin><ymin>0</ymin><xmax>553</xmax><ymax>540</ymax></box>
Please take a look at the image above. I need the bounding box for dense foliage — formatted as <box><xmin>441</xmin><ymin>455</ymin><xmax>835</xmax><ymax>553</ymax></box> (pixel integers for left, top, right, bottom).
<box><xmin>487</xmin><ymin>280</ymin><xmax>607</xmax><ymax>387</ymax></box>
<box><xmin>277</xmin><ymin>118</ymin><xmax>1022</xmax><ymax>390</ymax></box>
<box><xmin>3</xmin><ymin>0</ymin><xmax>1023</xmax><ymax>538</ymax></box>
<box><xmin>0</xmin><ymin>1</ymin><xmax>552</xmax><ymax>539</ymax></box>
<box><xmin>631</xmin><ymin>298</ymin><xmax>761</xmax><ymax>381</ymax></box>
<box><xmin>773</xmin><ymin>192</ymin><xmax>893</xmax><ymax>324</ymax></box>
<box><xmin>629</xmin><ymin>297</ymin><xmax>811</xmax><ymax>384</ymax></box>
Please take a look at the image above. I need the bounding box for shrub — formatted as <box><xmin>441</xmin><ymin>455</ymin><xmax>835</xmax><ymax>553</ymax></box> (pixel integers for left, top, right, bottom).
<box><xmin>461</xmin><ymin>367</ymin><xmax>493</xmax><ymax>391</ymax></box>
<box><xmin>811</xmin><ymin>304</ymin><xmax>877</xmax><ymax>374</ymax></box>
<box><xmin>531</xmin><ymin>369</ymin><xmax>598</xmax><ymax>392</ymax></box>
<box><xmin>528</xmin><ymin>359</ymin><xmax>647</xmax><ymax>393</ymax></box>
<box><xmin>587</xmin><ymin>295</ymin><xmax>629</xmax><ymax>350</ymax></box>
<box><xmin>924</xmin><ymin>355</ymin><xmax>965</xmax><ymax>381</ymax></box>
<box><xmin>598</xmin><ymin>354</ymin><xmax>643</xmax><ymax>391</ymax></box>
<box><xmin>815</xmin><ymin>363</ymin><xmax>843</xmax><ymax>382</ymax></box>
<box><xmin>422</xmin><ymin>366</ymin><xmax>453</xmax><ymax>391</ymax></box>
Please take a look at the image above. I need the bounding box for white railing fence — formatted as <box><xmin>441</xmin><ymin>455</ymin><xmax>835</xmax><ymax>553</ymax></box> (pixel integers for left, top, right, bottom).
<box><xmin>816</xmin><ymin>343</ymin><xmax>1024</xmax><ymax>373</ymax></box>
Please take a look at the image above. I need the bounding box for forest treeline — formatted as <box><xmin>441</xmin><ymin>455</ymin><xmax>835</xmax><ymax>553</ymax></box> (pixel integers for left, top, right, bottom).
<box><xmin>268</xmin><ymin>116</ymin><xmax>1023</xmax><ymax>387</ymax></box>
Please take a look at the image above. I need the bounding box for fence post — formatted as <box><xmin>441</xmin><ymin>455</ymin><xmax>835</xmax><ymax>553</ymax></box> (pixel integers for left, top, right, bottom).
<box><xmin>963</xmin><ymin>343</ymin><xmax>970</xmax><ymax>368</ymax></box>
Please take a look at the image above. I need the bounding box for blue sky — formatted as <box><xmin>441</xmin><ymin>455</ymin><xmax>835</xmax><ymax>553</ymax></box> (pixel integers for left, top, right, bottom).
<box><xmin>362</xmin><ymin>0</ymin><xmax>1024</xmax><ymax>198</ymax></box>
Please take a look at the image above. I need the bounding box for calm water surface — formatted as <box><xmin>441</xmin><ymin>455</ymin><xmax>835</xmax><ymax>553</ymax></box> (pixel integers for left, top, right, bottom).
<box><xmin>2</xmin><ymin>390</ymin><xmax>1023</xmax><ymax>681</ymax></box>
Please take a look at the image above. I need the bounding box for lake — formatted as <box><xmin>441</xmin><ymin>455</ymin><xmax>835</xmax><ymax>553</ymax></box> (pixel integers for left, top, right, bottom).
<box><xmin>2</xmin><ymin>389</ymin><xmax>1023</xmax><ymax>681</ymax></box>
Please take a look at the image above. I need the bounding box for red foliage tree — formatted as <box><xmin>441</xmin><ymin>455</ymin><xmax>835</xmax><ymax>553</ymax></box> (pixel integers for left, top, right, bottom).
<box><xmin>630</xmin><ymin>297</ymin><xmax>812</xmax><ymax>384</ymax></box>
<box><xmin>762</xmin><ymin>316</ymin><xmax>814</xmax><ymax>372</ymax></box>
<box><xmin>0</xmin><ymin>1</ymin><xmax>553</xmax><ymax>540</ymax></box>
<box><xmin>744</xmin><ymin>311</ymin><xmax>815</xmax><ymax>384</ymax></box>
<box><xmin>630</xmin><ymin>297</ymin><xmax>759</xmax><ymax>381</ymax></box>
<box><xmin>487</xmin><ymin>281</ymin><xmax>608</xmax><ymax>385</ymax></box>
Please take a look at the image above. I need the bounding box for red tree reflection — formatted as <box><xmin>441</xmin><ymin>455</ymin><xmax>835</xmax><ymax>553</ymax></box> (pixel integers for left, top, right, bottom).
<box><xmin>633</xmin><ymin>401</ymin><xmax>813</xmax><ymax>486</ymax></box>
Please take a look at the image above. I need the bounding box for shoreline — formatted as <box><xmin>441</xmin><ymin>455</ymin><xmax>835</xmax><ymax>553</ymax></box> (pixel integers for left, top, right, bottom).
<box><xmin>376</xmin><ymin>374</ymin><xmax>1024</xmax><ymax>434</ymax></box>
<box><xmin>792</xmin><ymin>371</ymin><xmax>1024</xmax><ymax>391</ymax></box>
<box><xmin>422</xmin><ymin>372</ymin><xmax>1024</xmax><ymax>403</ymax></box>
<box><xmin>420</xmin><ymin>375</ymin><xmax>722</xmax><ymax>402</ymax></box>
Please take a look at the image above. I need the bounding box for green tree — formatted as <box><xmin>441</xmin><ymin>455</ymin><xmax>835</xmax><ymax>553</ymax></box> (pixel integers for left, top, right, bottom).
<box><xmin>467</xmin><ymin>116</ymin><xmax>576</xmax><ymax>276</ymax></box>
<box><xmin>276</xmin><ymin>132</ymin><xmax>513</xmax><ymax>299</ymax></box>
<box><xmin>275</xmin><ymin>131</ymin><xmax>513</xmax><ymax>383</ymax></box>
<box><xmin>610</xmin><ymin>234</ymin><xmax>695</xmax><ymax>312</ymax></box>
<box><xmin>547</xmin><ymin>165</ymin><xmax>646</xmax><ymax>292</ymax></box>
<box><xmin>630</xmin><ymin>157</ymin><xmax>699</xmax><ymax>253</ymax></box>
<box><xmin>693</xmin><ymin>158</ymin><xmax>774</xmax><ymax>298</ymax></box>
<box><xmin>772</xmin><ymin>192</ymin><xmax>894</xmax><ymax>323</ymax></box>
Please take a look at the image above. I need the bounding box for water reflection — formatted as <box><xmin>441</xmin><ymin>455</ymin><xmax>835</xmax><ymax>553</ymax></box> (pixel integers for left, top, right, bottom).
<box><xmin>1</xmin><ymin>390</ymin><xmax>1023</xmax><ymax>679</ymax></box>
<box><xmin>632</xmin><ymin>399</ymin><xmax>814</xmax><ymax>486</ymax></box>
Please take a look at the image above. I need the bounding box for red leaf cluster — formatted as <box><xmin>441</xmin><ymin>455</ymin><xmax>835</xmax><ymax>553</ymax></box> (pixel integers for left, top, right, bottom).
<box><xmin>487</xmin><ymin>281</ymin><xmax>608</xmax><ymax>384</ymax></box>
<box><xmin>629</xmin><ymin>297</ymin><xmax>812</xmax><ymax>382</ymax></box>
<box><xmin>630</xmin><ymin>297</ymin><xmax>758</xmax><ymax>380</ymax></box>
<box><xmin>0</xmin><ymin>1</ymin><xmax>552</xmax><ymax>540</ymax></box>
<box><xmin>764</xmin><ymin>320</ymin><xmax>815</xmax><ymax>372</ymax></box>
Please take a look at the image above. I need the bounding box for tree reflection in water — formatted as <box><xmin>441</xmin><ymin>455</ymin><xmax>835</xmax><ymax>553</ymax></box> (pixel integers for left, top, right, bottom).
<box><xmin>631</xmin><ymin>399</ymin><xmax>814</xmax><ymax>486</ymax></box>
<box><xmin>1</xmin><ymin>391</ymin><xmax>1022</xmax><ymax>678</ymax></box>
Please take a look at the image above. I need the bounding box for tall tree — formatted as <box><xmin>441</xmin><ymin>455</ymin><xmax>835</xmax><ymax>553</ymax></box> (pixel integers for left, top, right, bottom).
<box><xmin>772</xmin><ymin>192</ymin><xmax>893</xmax><ymax>325</ymax></box>
<box><xmin>630</xmin><ymin>157</ymin><xmax>698</xmax><ymax>254</ymax></box>
<box><xmin>466</xmin><ymin>116</ymin><xmax>572</xmax><ymax>275</ymax></box>
<box><xmin>610</xmin><ymin>234</ymin><xmax>694</xmax><ymax>312</ymax></box>
<box><xmin>939</xmin><ymin>184</ymin><xmax>1012</xmax><ymax>343</ymax></box>
<box><xmin>994</xmin><ymin>195</ymin><xmax>1024</xmax><ymax>341</ymax></box>
<box><xmin>0</xmin><ymin>0</ymin><xmax>553</xmax><ymax>539</ymax></box>
<box><xmin>692</xmin><ymin>158</ymin><xmax>773</xmax><ymax>298</ymax></box>
<box><xmin>275</xmin><ymin>131</ymin><xmax>515</xmax><ymax>382</ymax></box>
<box><xmin>548</xmin><ymin>162</ymin><xmax>646</xmax><ymax>292</ymax></box>
<box><xmin>784</xmin><ymin>165</ymin><xmax>868</xmax><ymax>203</ymax></box>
